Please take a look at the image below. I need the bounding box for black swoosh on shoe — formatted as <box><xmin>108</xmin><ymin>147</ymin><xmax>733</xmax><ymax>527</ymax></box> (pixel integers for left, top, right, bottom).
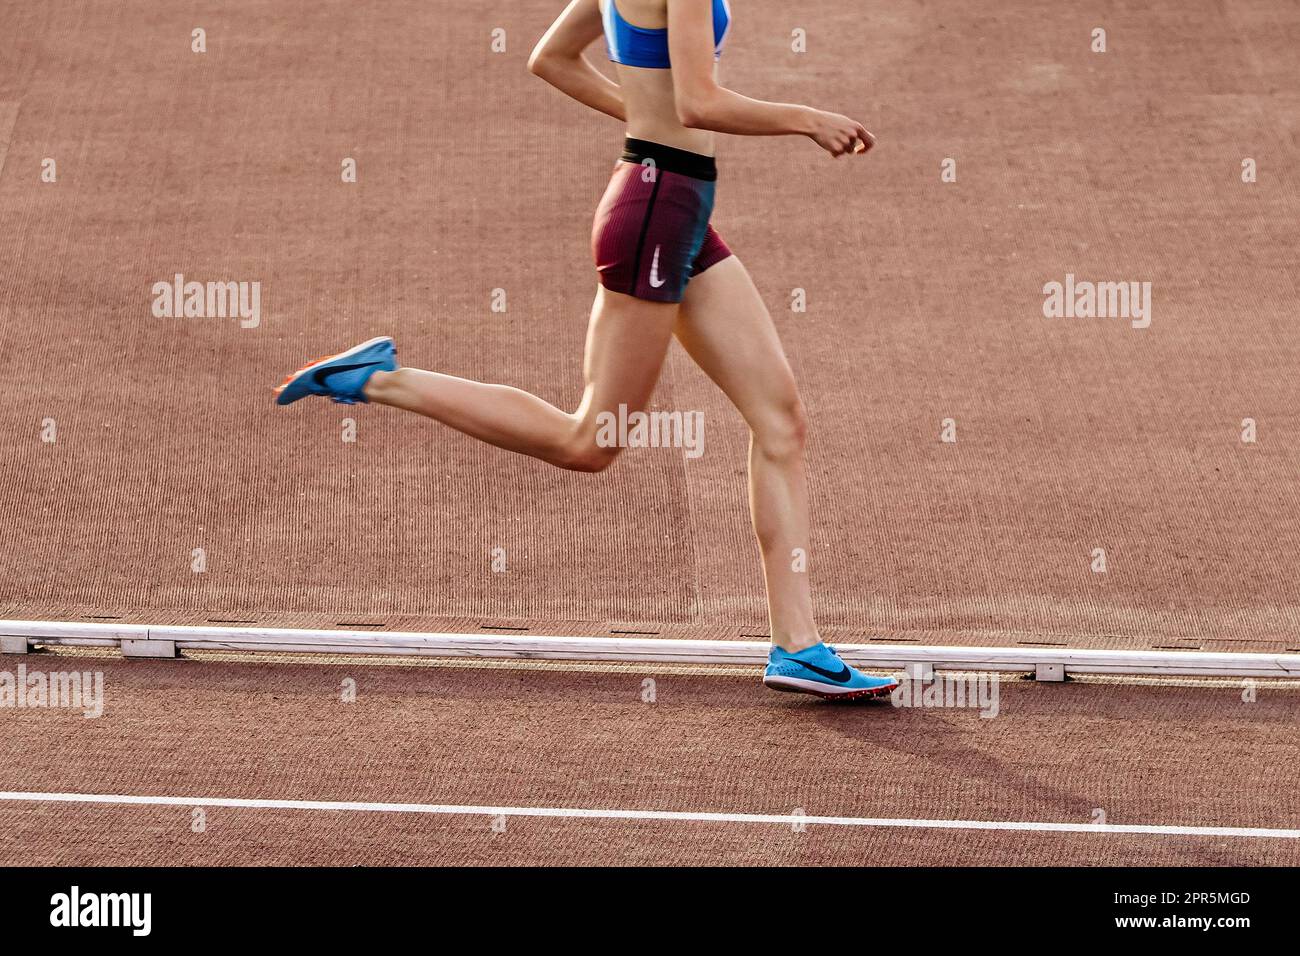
<box><xmin>791</xmin><ymin>658</ymin><xmax>853</xmax><ymax>683</ymax></box>
<box><xmin>312</xmin><ymin>361</ymin><xmax>381</xmax><ymax>388</ymax></box>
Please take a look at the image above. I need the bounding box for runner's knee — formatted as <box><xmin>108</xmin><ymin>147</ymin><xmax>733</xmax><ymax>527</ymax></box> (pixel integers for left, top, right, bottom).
<box><xmin>555</xmin><ymin>433</ymin><xmax>621</xmax><ymax>473</ymax></box>
<box><xmin>752</xmin><ymin>394</ymin><xmax>807</xmax><ymax>461</ymax></box>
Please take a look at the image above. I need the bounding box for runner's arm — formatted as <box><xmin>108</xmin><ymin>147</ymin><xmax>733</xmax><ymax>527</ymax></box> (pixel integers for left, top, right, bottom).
<box><xmin>528</xmin><ymin>0</ymin><xmax>627</xmax><ymax>121</ymax></box>
<box><xmin>667</xmin><ymin>0</ymin><xmax>873</xmax><ymax>155</ymax></box>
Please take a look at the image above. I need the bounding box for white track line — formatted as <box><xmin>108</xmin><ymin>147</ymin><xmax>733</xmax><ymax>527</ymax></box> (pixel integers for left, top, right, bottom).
<box><xmin>1</xmin><ymin>791</ymin><xmax>1296</xmax><ymax>839</ymax></box>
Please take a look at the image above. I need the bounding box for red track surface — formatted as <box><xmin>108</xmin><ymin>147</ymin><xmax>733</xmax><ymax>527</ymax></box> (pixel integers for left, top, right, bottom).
<box><xmin>0</xmin><ymin>0</ymin><xmax>1297</xmax><ymax>865</ymax></box>
<box><xmin>1</xmin><ymin>653</ymin><xmax>1297</xmax><ymax>865</ymax></box>
<box><xmin>1</xmin><ymin>0</ymin><xmax>1298</xmax><ymax>651</ymax></box>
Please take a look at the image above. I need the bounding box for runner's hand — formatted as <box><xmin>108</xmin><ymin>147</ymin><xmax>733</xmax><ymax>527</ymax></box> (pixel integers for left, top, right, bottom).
<box><xmin>806</xmin><ymin>109</ymin><xmax>874</xmax><ymax>157</ymax></box>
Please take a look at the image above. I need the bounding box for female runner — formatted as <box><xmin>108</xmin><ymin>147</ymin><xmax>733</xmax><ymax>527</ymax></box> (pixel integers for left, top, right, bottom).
<box><xmin>276</xmin><ymin>0</ymin><xmax>896</xmax><ymax>700</ymax></box>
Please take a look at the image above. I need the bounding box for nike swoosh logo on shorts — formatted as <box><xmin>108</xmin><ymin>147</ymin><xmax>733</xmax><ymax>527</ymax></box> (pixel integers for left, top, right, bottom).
<box><xmin>648</xmin><ymin>245</ymin><xmax>666</xmax><ymax>288</ymax></box>
<box><xmin>791</xmin><ymin>659</ymin><xmax>853</xmax><ymax>683</ymax></box>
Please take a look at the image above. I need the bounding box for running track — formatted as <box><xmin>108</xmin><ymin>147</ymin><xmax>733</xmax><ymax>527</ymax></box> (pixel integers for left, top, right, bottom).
<box><xmin>0</xmin><ymin>652</ymin><xmax>1295</xmax><ymax>865</ymax></box>
<box><xmin>0</xmin><ymin>0</ymin><xmax>1297</xmax><ymax>866</ymax></box>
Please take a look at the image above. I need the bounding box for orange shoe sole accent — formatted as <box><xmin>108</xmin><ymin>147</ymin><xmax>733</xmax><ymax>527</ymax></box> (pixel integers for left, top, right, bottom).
<box><xmin>273</xmin><ymin>354</ymin><xmax>336</xmax><ymax>394</ymax></box>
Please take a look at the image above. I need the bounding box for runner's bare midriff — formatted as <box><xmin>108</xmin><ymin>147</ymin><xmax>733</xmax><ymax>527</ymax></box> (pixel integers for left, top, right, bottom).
<box><xmin>609</xmin><ymin>0</ymin><xmax>717</xmax><ymax>156</ymax></box>
<box><xmin>615</xmin><ymin>61</ymin><xmax>717</xmax><ymax>156</ymax></box>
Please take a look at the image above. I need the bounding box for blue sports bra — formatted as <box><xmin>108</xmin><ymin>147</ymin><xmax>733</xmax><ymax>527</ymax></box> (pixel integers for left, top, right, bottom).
<box><xmin>603</xmin><ymin>0</ymin><xmax>731</xmax><ymax>69</ymax></box>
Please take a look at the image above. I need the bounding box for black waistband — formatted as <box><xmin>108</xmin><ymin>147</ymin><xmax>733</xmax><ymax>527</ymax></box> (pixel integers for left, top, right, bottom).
<box><xmin>620</xmin><ymin>137</ymin><xmax>717</xmax><ymax>181</ymax></box>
